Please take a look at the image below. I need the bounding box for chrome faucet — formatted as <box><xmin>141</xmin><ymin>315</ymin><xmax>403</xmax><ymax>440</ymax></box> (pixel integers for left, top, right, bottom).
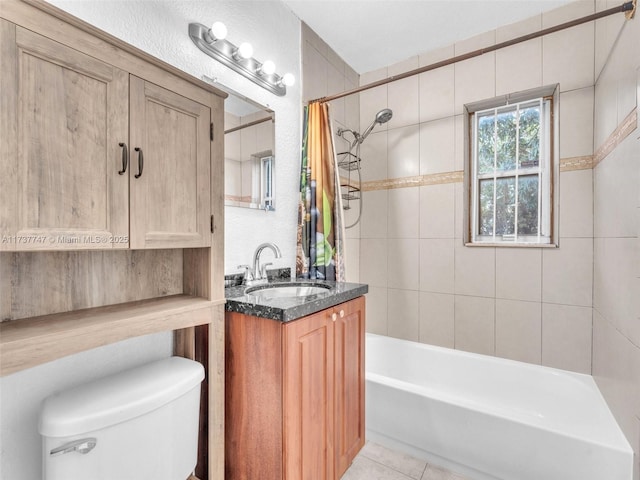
<box><xmin>238</xmin><ymin>242</ymin><xmax>282</xmax><ymax>285</ymax></box>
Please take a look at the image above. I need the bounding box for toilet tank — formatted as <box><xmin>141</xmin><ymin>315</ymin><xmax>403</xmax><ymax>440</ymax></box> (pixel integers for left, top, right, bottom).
<box><xmin>39</xmin><ymin>356</ymin><xmax>204</xmax><ymax>480</ymax></box>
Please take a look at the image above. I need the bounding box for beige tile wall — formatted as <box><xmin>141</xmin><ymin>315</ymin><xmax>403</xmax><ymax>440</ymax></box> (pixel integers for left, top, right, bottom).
<box><xmin>356</xmin><ymin>1</ymin><xmax>599</xmax><ymax>375</ymax></box>
<box><xmin>300</xmin><ymin>1</ymin><xmax>639</xmax><ymax>474</ymax></box>
<box><xmin>592</xmin><ymin>0</ymin><xmax>640</xmax><ymax>474</ymax></box>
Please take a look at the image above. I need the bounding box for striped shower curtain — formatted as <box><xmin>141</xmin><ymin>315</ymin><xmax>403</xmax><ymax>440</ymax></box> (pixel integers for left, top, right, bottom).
<box><xmin>296</xmin><ymin>102</ymin><xmax>346</xmax><ymax>281</ymax></box>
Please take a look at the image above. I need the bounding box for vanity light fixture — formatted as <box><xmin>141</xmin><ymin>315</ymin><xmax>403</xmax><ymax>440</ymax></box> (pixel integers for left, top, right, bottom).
<box><xmin>279</xmin><ymin>73</ymin><xmax>295</xmax><ymax>87</ymax></box>
<box><xmin>189</xmin><ymin>21</ymin><xmax>294</xmax><ymax>96</ymax></box>
<box><xmin>205</xmin><ymin>21</ymin><xmax>227</xmax><ymax>43</ymax></box>
<box><xmin>233</xmin><ymin>42</ymin><xmax>254</xmax><ymax>60</ymax></box>
<box><xmin>257</xmin><ymin>60</ymin><xmax>276</xmax><ymax>76</ymax></box>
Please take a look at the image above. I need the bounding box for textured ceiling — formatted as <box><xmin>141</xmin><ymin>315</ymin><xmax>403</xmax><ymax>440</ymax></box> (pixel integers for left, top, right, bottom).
<box><xmin>282</xmin><ymin>0</ymin><xmax>572</xmax><ymax>73</ymax></box>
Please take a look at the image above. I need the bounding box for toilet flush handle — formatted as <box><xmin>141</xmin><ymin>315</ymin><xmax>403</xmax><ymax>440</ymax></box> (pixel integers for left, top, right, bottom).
<box><xmin>50</xmin><ymin>438</ymin><xmax>97</xmax><ymax>457</ymax></box>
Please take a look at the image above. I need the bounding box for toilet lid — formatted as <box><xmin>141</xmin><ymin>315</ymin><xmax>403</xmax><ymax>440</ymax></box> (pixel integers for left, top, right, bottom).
<box><xmin>38</xmin><ymin>356</ymin><xmax>204</xmax><ymax>437</ymax></box>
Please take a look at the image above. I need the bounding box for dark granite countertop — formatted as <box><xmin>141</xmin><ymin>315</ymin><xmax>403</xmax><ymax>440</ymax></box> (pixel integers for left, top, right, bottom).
<box><xmin>225</xmin><ymin>278</ymin><xmax>368</xmax><ymax>322</ymax></box>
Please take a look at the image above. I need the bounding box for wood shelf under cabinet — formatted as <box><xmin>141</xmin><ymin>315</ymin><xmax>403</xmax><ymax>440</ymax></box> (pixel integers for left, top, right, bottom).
<box><xmin>0</xmin><ymin>294</ymin><xmax>224</xmax><ymax>376</ymax></box>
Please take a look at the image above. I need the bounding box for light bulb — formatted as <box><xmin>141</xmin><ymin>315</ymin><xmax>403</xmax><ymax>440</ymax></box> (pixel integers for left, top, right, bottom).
<box><xmin>236</xmin><ymin>42</ymin><xmax>253</xmax><ymax>59</ymax></box>
<box><xmin>259</xmin><ymin>60</ymin><xmax>276</xmax><ymax>76</ymax></box>
<box><xmin>281</xmin><ymin>73</ymin><xmax>295</xmax><ymax>87</ymax></box>
<box><xmin>209</xmin><ymin>21</ymin><xmax>227</xmax><ymax>41</ymax></box>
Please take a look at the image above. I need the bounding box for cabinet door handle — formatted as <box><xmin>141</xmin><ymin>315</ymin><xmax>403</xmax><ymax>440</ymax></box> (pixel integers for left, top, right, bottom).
<box><xmin>331</xmin><ymin>313</ymin><xmax>337</xmax><ymax>322</ymax></box>
<box><xmin>339</xmin><ymin>310</ymin><xmax>345</xmax><ymax>318</ymax></box>
<box><xmin>134</xmin><ymin>147</ymin><xmax>144</xmax><ymax>178</ymax></box>
<box><xmin>118</xmin><ymin>143</ymin><xmax>128</xmax><ymax>175</ymax></box>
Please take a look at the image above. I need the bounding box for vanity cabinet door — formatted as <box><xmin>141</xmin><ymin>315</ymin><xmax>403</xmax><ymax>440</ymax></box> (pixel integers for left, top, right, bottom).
<box><xmin>129</xmin><ymin>76</ymin><xmax>211</xmax><ymax>249</ymax></box>
<box><xmin>333</xmin><ymin>296</ymin><xmax>366</xmax><ymax>477</ymax></box>
<box><xmin>283</xmin><ymin>309</ymin><xmax>335</xmax><ymax>480</ymax></box>
<box><xmin>1</xmin><ymin>23</ymin><xmax>129</xmax><ymax>250</ymax></box>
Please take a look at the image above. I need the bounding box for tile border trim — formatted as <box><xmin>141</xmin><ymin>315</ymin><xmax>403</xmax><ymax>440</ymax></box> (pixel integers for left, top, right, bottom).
<box><xmin>353</xmin><ymin>156</ymin><xmax>594</xmax><ymax>191</ymax></box>
<box><xmin>559</xmin><ymin>155</ymin><xmax>594</xmax><ymax>172</ymax></box>
<box><xmin>343</xmin><ymin>109</ymin><xmax>636</xmax><ymax>193</ymax></box>
<box><xmin>593</xmin><ymin>107</ymin><xmax>637</xmax><ymax>167</ymax></box>
<box><xmin>224</xmin><ymin>195</ymin><xmax>252</xmax><ymax>203</ymax></box>
<box><xmin>359</xmin><ymin>171</ymin><xmax>464</xmax><ymax>191</ymax></box>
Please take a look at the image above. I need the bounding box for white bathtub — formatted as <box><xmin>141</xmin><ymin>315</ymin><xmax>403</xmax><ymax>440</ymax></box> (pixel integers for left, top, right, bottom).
<box><xmin>365</xmin><ymin>333</ymin><xmax>633</xmax><ymax>480</ymax></box>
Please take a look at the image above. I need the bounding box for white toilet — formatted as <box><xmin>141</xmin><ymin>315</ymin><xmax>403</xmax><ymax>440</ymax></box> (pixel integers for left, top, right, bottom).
<box><xmin>39</xmin><ymin>356</ymin><xmax>204</xmax><ymax>480</ymax></box>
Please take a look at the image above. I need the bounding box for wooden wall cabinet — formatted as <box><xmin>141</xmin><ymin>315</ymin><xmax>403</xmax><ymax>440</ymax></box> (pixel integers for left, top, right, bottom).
<box><xmin>0</xmin><ymin>1</ymin><xmax>227</xmax><ymax>478</ymax></box>
<box><xmin>129</xmin><ymin>77</ymin><xmax>211</xmax><ymax>249</ymax></box>
<box><xmin>225</xmin><ymin>296</ymin><xmax>365</xmax><ymax>480</ymax></box>
<box><xmin>0</xmin><ymin>1</ymin><xmax>225</xmax><ymax>368</ymax></box>
<box><xmin>1</xmin><ymin>24</ymin><xmax>211</xmax><ymax>251</ymax></box>
<box><xmin>0</xmin><ymin>24</ymin><xmax>129</xmax><ymax>251</ymax></box>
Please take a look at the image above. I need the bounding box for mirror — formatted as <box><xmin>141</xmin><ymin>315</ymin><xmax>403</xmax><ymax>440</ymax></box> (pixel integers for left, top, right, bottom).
<box><xmin>224</xmin><ymin>92</ymin><xmax>275</xmax><ymax>210</ymax></box>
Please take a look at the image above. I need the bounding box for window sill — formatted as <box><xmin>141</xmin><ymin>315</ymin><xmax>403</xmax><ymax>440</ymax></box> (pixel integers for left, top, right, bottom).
<box><xmin>464</xmin><ymin>242</ymin><xmax>558</xmax><ymax>248</ymax></box>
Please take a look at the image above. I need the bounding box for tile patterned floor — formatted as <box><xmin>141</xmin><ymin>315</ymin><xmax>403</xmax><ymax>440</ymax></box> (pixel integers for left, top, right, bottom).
<box><xmin>342</xmin><ymin>442</ymin><xmax>470</xmax><ymax>480</ymax></box>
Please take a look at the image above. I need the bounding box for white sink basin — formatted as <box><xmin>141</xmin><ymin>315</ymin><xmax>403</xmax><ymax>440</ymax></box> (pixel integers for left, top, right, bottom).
<box><xmin>246</xmin><ymin>284</ymin><xmax>331</xmax><ymax>299</ymax></box>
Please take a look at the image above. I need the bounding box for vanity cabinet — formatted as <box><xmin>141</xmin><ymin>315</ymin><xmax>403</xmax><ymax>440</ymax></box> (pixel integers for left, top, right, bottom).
<box><xmin>0</xmin><ymin>24</ymin><xmax>211</xmax><ymax>251</ymax></box>
<box><xmin>225</xmin><ymin>296</ymin><xmax>365</xmax><ymax>480</ymax></box>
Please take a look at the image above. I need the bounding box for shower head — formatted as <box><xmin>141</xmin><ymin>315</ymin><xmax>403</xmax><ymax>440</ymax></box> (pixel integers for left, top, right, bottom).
<box><xmin>359</xmin><ymin>108</ymin><xmax>393</xmax><ymax>143</ymax></box>
<box><xmin>375</xmin><ymin>108</ymin><xmax>393</xmax><ymax>124</ymax></box>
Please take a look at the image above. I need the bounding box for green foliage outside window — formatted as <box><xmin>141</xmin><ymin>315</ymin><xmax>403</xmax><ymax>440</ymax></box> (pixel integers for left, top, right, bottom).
<box><xmin>475</xmin><ymin>101</ymin><xmax>543</xmax><ymax>240</ymax></box>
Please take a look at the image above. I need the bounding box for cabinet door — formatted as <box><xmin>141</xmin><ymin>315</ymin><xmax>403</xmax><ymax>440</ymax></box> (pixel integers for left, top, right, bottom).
<box><xmin>1</xmin><ymin>23</ymin><xmax>129</xmax><ymax>250</ymax></box>
<box><xmin>334</xmin><ymin>297</ymin><xmax>366</xmax><ymax>477</ymax></box>
<box><xmin>283</xmin><ymin>310</ymin><xmax>335</xmax><ymax>480</ymax></box>
<box><xmin>129</xmin><ymin>76</ymin><xmax>211</xmax><ymax>249</ymax></box>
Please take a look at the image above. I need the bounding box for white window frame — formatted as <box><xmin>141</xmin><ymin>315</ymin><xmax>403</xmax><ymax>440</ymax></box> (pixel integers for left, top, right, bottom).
<box><xmin>464</xmin><ymin>85</ymin><xmax>559</xmax><ymax>247</ymax></box>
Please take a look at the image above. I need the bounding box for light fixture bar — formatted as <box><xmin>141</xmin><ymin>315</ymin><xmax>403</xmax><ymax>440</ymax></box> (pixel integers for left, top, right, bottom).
<box><xmin>189</xmin><ymin>22</ymin><xmax>287</xmax><ymax>96</ymax></box>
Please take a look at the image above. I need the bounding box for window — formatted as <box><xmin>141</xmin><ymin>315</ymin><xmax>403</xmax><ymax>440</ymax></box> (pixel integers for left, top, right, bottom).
<box><xmin>260</xmin><ymin>155</ymin><xmax>275</xmax><ymax>211</ymax></box>
<box><xmin>466</xmin><ymin>86</ymin><xmax>558</xmax><ymax>245</ymax></box>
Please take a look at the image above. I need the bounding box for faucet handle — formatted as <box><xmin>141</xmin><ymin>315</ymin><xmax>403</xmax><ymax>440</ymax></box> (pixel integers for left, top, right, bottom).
<box><xmin>260</xmin><ymin>262</ymin><xmax>273</xmax><ymax>280</ymax></box>
<box><xmin>237</xmin><ymin>264</ymin><xmax>254</xmax><ymax>282</ymax></box>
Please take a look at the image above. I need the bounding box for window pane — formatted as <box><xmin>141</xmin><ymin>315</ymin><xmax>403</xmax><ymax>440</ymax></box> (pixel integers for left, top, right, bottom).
<box><xmin>518</xmin><ymin>175</ymin><xmax>539</xmax><ymax>235</ymax></box>
<box><xmin>479</xmin><ymin>179</ymin><xmax>494</xmax><ymax>236</ymax></box>
<box><xmin>471</xmin><ymin>96</ymin><xmax>551</xmax><ymax>244</ymax></box>
<box><xmin>518</xmin><ymin>106</ymin><xmax>540</xmax><ymax>168</ymax></box>
<box><xmin>495</xmin><ymin>177</ymin><xmax>515</xmax><ymax>235</ymax></box>
<box><xmin>496</xmin><ymin>109</ymin><xmax>517</xmax><ymax>171</ymax></box>
<box><xmin>477</xmin><ymin>114</ymin><xmax>494</xmax><ymax>174</ymax></box>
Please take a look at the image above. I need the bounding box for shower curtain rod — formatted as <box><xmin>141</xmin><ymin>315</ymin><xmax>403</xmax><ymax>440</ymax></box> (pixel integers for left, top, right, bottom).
<box><xmin>309</xmin><ymin>0</ymin><xmax>636</xmax><ymax>104</ymax></box>
<box><xmin>224</xmin><ymin>115</ymin><xmax>273</xmax><ymax>134</ymax></box>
